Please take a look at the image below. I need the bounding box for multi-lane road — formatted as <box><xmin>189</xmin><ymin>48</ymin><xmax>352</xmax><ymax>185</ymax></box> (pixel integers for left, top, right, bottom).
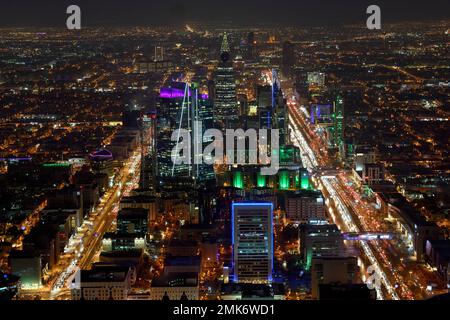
<box><xmin>287</xmin><ymin>94</ymin><xmax>442</xmax><ymax>300</ymax></box>
<box><xmin>18</xmin><ymin>149</ymin><xmax>142</xmax><ymax>300</ymax></box>
<box><xmin>53</xmin><ymin>150</ymin><xmax>142</xmax><ymax>297</ymax></box>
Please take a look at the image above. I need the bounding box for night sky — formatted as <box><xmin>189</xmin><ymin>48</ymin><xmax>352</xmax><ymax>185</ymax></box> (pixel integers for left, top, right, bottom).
<box><xmin>0</xmin><ymin>0</ymin><xmax>449</xmax><ymax>27</ymax></box>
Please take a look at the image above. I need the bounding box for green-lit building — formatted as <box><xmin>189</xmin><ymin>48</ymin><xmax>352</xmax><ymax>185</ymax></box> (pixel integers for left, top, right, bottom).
<box><xmin>225</xmin><ymin>165</ymin><xmax>311</xmax><ymax>192</ymax></box>
<box><xmin>299</xmin><ymin>224</ymin><xmax>345</xmax><ymax>271</ymax></box>
<box><xmin>332</xmin><ymin>95</ymin><xmax>344</xmax><ymax>149</ymax></box>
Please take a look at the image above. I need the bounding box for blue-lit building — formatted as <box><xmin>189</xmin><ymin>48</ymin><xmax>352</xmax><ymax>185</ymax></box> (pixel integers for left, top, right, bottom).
<box><xmin>0</xmin><ymin>272</ymin><xmax>19</xmax><ymax>300</ymax></box>
<box><xmin>309</xmin><ymin>104</ymin><xmax>333</xmax><ymax>125</ymax></box>
<box><xmin>257</xmin><ymin>78</ymin><xmax>288</xmax><ymax>145</ymax></box>
<box><xmin>232</xmin><ymin>202</ymin><xmax>273</xmax><ymax>284</ymax></box>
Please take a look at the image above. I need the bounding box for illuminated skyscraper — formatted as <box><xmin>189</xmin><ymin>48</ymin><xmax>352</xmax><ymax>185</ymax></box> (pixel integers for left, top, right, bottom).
<box><xmin>156</xmin><ymin>83</ymin><xmax>190</xmax><ymax>178</ymax></box>
<box><xmin>257</xmin><ymin>73</ymin><xmax>288</xmax><ymax>145</ymax></box>
<box><xmin>257</xmin><ymin>85</ymin><xmax>272</xmax><ymax>110</ymax></box>
<box><xmin>214</xmin><ymin>33</ymin><xmax>237</xmax><ymax>128</ymax></box>
<box><xmin>333</xmin><ymin>95</ymin><xmax>345</xmax><ymax>149</ymax></box>
<box><xmin>156</xmin><ymin>82</ymin><xmax>214</xmax><ymax>181</ymax></box>
<box><xmin>221</xmin><ymin>32</ymin><xmax>230</xmax><ymax>53</ymax></box>
<box><xmin>122</xmin><ymin>104</ymin><xmax>141</xmax><ymax>129</ymax></box>
<box><xmin>246</xmin><ymin>31</ymin><xmax>255</xmax><ymax>61</ymax></box>
<box><xmin>282</xmin><ymin>41</ymin><xmax>295</xmax><ymax>77</ymax></box>
<box><xmin>196</xmin><ymin>94</ymin><xmax>216</xmax><ymax>182</ymax></box>
<box><xmin>232</xmin><ymin>202</ymin><xmax>273</xmax><ymax>283</ymax></box>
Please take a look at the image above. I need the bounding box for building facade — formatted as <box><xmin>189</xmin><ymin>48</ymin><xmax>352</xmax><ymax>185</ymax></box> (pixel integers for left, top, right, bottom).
<box><xmin>214</xmin><ymin>33</ymin><xmax>237</xmax><ymax>128</ymax></box>
<box><xmin>232</xmin><ymin>202</ymin><xmax>273</xmax><ymax>283</ymax></box>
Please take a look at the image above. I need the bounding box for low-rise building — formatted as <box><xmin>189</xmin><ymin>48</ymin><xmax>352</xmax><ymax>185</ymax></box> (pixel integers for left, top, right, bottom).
<box><xmin>119</xmin><ymin>195</ymin><xmax>157</xmax><ymax>223</ymax></box>
<box><xmin>149</xmin><ymin>272</ymin><xmax>199</xmax><ymax>300</ymax></box>
<box><xmin>0</xmin><ymin>272</ymin><xmax>20</xmax><ymax>300</ymax></box>
<box><xmin>285</xmin><ymin>190</ymin><xmax>325</xmax><ymax>223</ymax></box>
<box><xmin>166</xmin><ymin>239</ymin><xmax>199</xmax><ymax>257</ymax></box>
<box><xmin>311</xmin><ymin>256</ymin><xmax>359</xmax><ymax>299</ymax></box>
<box><xmin>373</xmin><ymin>183</ymin><xmax>442</xmax><ymax>260</ymax></box>
<box><xmin>117</xmin><ymin>208</ymin><xmax>149</xmax><ymax>235</ymax></box>
<box><xmin>71</xmin><ymin>265</ymin><xmax>134</xmax><ymax>300</ymax></box>
<box><xmin>164</xmin><ymin>255</ymin><xmax>201</xmax><ymax>276</ymax></box>
<box><xmin>425</xmin><ymin>240</ymin><xmax>450</xmax><ymax>288</ymax></box>
<box><xmin>220</xmin><ymin>283</ymin><xmax>285</xmax><ymax>300</ymax></box>
<box><xmin>9</xmin><ymin>250</ymin><xmax>42</xmax><ymax>290</ymax></box>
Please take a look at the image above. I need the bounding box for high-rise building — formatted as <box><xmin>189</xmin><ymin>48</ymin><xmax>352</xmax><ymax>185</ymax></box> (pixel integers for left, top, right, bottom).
<box><xmin>247</xmin><ymin>32</ymin><xmax>255</xmax><ymax>46</ymax></box>
<box><xmin>122</xmin><ymin>104</ymin><xmax>141</xmax><ymax>129</ymax></box>
<box><xmin>156</xmin><ymin>82</ymin><xmax>214</xmax><ymax>181</ymax></box>
<box><xmin>133</xmin><ymin>46</ymin><xmax>173</xmax><ymax>74</ymax></box>
<box><xmin>274</xmin><ymin>100</ymin><xmax>288</xmax><ymax>146</ymax></box>
<box><xmin>157</xmin><ymin>82</ymin><xmax>193</xmax><ymax>177</ymax></box>
<box><xmin>299</xmin><ymin>224</ymin><xmax>346</xmax><ymax>270</ymax></box>
<box><xmin>214</xmin><ymin>33</ymin><xmax>237</xmax><ymax>128</ymax></box>
<box><xmin>232</xmin><ymin>202</ymin><xmax>273</xmax><ymax>283</ymax></box>
<box><xmin>119</xmin><ymin>195</ymin><xmax>158</xmax><ymax>222</ymax></box>
<box><xmin>196</xmin><ymin>95</ymin><xmax>216</xmax><ymax>182</ymax></box>
<box><xmin>256</xmin><ymin>81</ymin><xmax>288</xmax><ymax>145</ymax></box>
<box><xmin>257</xmin><ymin>85</ymin><xmax>272</xmax><ymax>110</ymax></box>
<box><xmin>285</xmin><ymin>190</ymin><xmax>326</xmax><ymax>223</ymax></box>
<box><xmin>282</xmin><ymin>41</ymin><xmax>295</xmax><ymax>77</ymax></box>
<box><xmin>279</xmin><ymin>145</ymin><xmax>302</xmax><ymax>166</ymax></box>
<box><xmin>133</xmin><ymin>58</ymin><xmax>173</xmax><ymax>74</ymax></box>
<box><xmin>246</xmin><ymin>31</ymin><xmax>255</xmax><ymax>61</ymax></box>
<box><xmin>332</xmin><ymin>95</ymin><xmax>345</xmax><ymax>150</ymax></box>
<box><xmin>139</xmin><ymin>110</ymin><xmax>157</xmax><ymax>190</ymax></box>
<box><xmin>149</xmin><ymin>273</ymin><xmax>199</xmax><ymax>300</ymax></box>
<box><xmin>338</xmin><ymin>86</ymin><xmax>365</xmax><ymax>122</ymax></box>
<box><xmin>318</xmin><ymin>283</ymin><xmax>376</xmax><ymax>300</ymax></box>
<box><xmin>258</xmin><ymin>106</ymin><xmax>273</xmax><ymax>130</ymax></box>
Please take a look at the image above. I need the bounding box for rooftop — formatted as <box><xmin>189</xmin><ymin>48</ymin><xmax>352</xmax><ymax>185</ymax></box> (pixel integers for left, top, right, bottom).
<box><xmin>79</xmin><ymin>265</ymin><xmax>131</xmax><ymax>283</ymax></box>
<box><xmin>151</xmin><ymin>272</ymin><xmax>198</xmax><ymax>287</ymax></box>
<box><xmin>165</xmin><ymin>255</ymin><xmax>201</xmax><ymax>267</ymax></box>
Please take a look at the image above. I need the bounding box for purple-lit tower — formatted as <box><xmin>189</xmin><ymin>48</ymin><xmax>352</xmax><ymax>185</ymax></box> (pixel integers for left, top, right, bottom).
<box><xmin>156</xmin><ymin>82</ymin><xmax>214</xmax><ymax>182</ymax></box>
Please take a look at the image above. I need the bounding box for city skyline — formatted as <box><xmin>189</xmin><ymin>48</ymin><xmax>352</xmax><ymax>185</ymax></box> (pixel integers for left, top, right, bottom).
<box><xmin>0</xmin><ymin>1</ymin><xmax>449</xmax><ymax>308</ymax></box>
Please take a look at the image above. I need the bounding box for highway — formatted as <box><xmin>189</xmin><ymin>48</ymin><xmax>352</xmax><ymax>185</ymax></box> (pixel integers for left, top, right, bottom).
<box><xmin>319</xmin><ymin>174</ymin><xmax>399</xmax><ymax>300</ymax></box>
<box><xmin>287</xmin><ymin>88</ymin><xmax>447</xmax><ymax>299</ymax></box>
<box><xmin>53</xmin><ymin>150</ymin><xmax>141</xmax><ymax>296</ymax></box>
<box><xmin>17</xmin><ymin>149</ymin><xmax>142</xmax><ymax>300</ymax></box>
<box><xmin>287</xmin><ymin>93</ymin><xmax>403</xmax><ymax>300</ymax></box>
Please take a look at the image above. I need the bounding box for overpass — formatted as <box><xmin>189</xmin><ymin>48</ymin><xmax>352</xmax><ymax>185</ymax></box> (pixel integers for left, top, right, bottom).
<box><xmin>342</xmin><ymin>232</ymin><xmax>395</xmax><ymax>241</ymax></box>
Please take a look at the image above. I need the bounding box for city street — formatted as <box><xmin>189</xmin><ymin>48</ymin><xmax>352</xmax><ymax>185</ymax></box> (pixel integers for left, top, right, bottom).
<box><xmin>287</xmin><ymin>92</ymin><xmax>442</xmax><ymax>300</ymax></box>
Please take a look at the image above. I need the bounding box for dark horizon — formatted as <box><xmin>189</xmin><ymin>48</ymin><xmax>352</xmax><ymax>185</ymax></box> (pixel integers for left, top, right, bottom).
<box><xmin>1</xmin><ymin>0</ymin><xmax>449</xmax><ymax>28</ymax></box>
